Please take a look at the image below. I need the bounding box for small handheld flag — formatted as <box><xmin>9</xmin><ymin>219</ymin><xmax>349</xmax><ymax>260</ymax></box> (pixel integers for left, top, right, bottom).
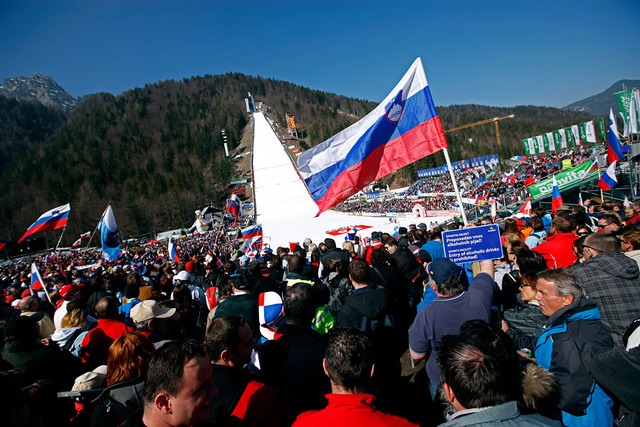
<box><xmin>72</xmin><ymin>238</ymin><xmax>82</xmax><ymax>247</ymax></box>
<box><xmin>30</xmin><ymin>263</ymin><xmax>44</xmax><ymax>291</ymax></box>
<box><xmin>18</xmin><ymin>203</ymin><xmax>70</xmax><ymax>243</ymax></box>
<box><xmin>551</xmin><ymin>175</ymin><xmax>563</xmax><ymax>213</ymax></box>
<box><xmin>168</xmin><ymin>236</ymin><xmax>180</xmax><ymax>263</ymax></box>
<box><xmin>80</xmin><ymin>231</ymin><xmax>91</xmax><ymax>239</ymax></box>
<box><xmin>624</xmin><ymin>195</ymin><xmax>631</xmax><ymax>208</ymax></box>
<box><xmin>581</xmin><ymin>158</ymin><xmax>598</xmax><ymax>180</ymax></box>
<box><xmin>598</xmin><ymin>161</ymin><xmax>618</xmax><ymax>191</ymax></box>
<box><xmin>608</xmin><ymin>108</ymin><xmax>623</xmax><ymax>164</ymax></box>
<box><xmin>518</xmin><ymin>197</ymin><xmax>532</xmax><ymax>216</ymax></box>
<box><xmin>98</xmin><ymin>205</ymin><xmax>120</xmax><ymax>261</ymax></box>
<box><xmin>578</xmin><ymin>193</ymin><xmax>584</xmax><ymax>207</ymax></box>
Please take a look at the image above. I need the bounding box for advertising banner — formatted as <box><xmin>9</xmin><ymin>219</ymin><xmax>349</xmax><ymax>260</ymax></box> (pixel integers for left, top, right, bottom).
<box><xmin>528</xmin><ymin>160</ymin><xmax>598</xmax><ymax>198</ymax></box>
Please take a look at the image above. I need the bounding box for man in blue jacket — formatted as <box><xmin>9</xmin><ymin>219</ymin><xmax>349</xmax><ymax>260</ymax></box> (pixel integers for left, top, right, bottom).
<box><xmin>534</xmin><ymin>269</ymin><xmax>615</xmax><ymax>427</ymax></box>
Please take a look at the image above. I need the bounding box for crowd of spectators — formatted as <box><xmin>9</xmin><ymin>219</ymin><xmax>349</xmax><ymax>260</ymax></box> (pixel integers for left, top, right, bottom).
<box><xmin>332</xmin><ymin>148</ymin><xmax>597</xmax><ymax>217</ymax></box>
<box><xmin>1</xmin><ymin>179</ymin><xmax>639</xmax><ymax>426</ymax></box>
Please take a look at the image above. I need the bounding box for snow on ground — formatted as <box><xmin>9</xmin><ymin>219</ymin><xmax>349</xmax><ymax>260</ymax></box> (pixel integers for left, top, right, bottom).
<box><xmin>251</xmin><ymin>112</ymin><xmax>451</xmax><ymax>248</ymax></box>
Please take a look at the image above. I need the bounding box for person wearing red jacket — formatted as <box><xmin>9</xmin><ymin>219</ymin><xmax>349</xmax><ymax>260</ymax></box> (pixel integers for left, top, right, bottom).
<box><xmin>80</xmin><ymin>295</ymin><xmax>133</xmax><ymax>369</ymax></box>
<box><xmin>532</xmin><ymin>217</ymin><xmax>578</xmax><ymax>269</ymax></box>
<box><xmin>293</xmin><ymin>327</ymin><xmax>417</xmax><ymax>427</ymax></box>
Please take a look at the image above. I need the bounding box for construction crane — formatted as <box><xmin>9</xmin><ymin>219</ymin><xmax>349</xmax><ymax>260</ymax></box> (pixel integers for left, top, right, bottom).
<box><xmin>444</xmin><ymin>114</ymin><xmax>515</xmax><ymax>147</ymax></box>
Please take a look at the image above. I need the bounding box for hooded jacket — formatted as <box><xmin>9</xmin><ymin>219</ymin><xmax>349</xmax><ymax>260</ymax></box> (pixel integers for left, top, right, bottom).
<box><xmin>569</xmin><ymin>252</ymin><xmax>640</xmax><ymax>347</ymax></box>
<box><xmin>91</xmin><ymin>378</ymin><xmax>145</xmax><ymax>427</ymax></box>
<box><xmin>534</xmin><ymin>299</ymin><xmax>614</xmax><ymax>427</ymax></box>
<box><xmin>335</xmin><ymin>285</ymin><xmax>389</xmax><ymax>328</ymax></box>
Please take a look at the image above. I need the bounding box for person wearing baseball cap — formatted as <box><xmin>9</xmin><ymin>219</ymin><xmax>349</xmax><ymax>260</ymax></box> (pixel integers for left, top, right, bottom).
<box><xmin>408</xmin><ymin>258</ymin><xmax>497</xmax><ymax>400</ymax></box>
<box><xmin>130</xmin><ymin>300</ymin><xmax>176</xmax><ymax>345</ymax></box>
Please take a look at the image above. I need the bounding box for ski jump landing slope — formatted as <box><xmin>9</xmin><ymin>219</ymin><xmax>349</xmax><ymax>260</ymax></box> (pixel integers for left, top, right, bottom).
<box><xmin>252</xmin><ymin>112</ymin><xmax>437</xmax><ymax>248</ymax></box>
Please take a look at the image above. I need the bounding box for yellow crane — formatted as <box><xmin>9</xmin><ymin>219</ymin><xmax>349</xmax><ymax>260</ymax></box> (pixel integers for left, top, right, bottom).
<box><xmin>444</xmin><ymin>114</ymin><xmax>515</xmax><ymax>147</ymax></box>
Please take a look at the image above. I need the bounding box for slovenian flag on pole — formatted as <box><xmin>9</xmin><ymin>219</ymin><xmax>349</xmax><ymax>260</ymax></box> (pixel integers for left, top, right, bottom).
<box><xmin>241</xmin><ymin>224</ymin><xmax>263</xmax><ymax>252</ymax></box>
<box><xmin>30</xmin><ymin>263</ymin><xmax>44</xmax><ymax>291</ymax></box>
<box><xmin>598</xmin><ymin>161</ymin><xmax>618</xmax><ymax>191</ymax></box>
<box><xmin>297</xmin><ymin>58</ymin><xmax>448</xmax><ymax>215</ymax></box>
<box><xmin>80</xmin><ymin>231</ymin><xmax>91</xmax><ymax>239</ymax></box>
<box><xmin>226</xmin><ymin>194</ymin><xmax>241</xmax><ymax>226</ymax></box>
<box><xmin>98</xmin><ymin>204</ymin><xmax>120</xmax><ymax>261</ymax></box>
<box><xmin>608</xmin><ymin>108</ymin><xmax>623</xmax><ymax>164</ymax></box>
<box><xmin>168</xmin><ymin>236</ymin><xmax>180</xmax><ymax>263</ymax></box>
<box><xmin>18</xmin><ymin>203</ymin><xmax>70</xmax><ymax>243</ymax></box>
<box><xmin>551</xmin><ymin>175</ymin><xmax>563</xmax><ymax>213</ymax></box>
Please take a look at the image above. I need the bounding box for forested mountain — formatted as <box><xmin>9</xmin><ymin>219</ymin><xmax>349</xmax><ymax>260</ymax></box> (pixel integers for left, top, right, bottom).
<box><xmin>0</xmin><ymin>73</ymin><xmax>596</xmax><ymax>244</ymax></box>
<box><xmin>563</xmin><ymin>79</ymin><xmax>640</xmax><ymax>115</ymax></box>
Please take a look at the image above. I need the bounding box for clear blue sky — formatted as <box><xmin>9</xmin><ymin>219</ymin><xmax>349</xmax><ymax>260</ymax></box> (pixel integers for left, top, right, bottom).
<box><xmin>1</xmin><ymin>1</ymin><xmax>639</xmax><ymax>108</ymax></box>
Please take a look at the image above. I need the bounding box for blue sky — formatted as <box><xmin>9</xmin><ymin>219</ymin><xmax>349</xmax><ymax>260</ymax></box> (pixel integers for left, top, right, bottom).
<box><xmin>1</xmin><ymin>1</ymin><xmax>639</xmax><ymax>108</ymax></box>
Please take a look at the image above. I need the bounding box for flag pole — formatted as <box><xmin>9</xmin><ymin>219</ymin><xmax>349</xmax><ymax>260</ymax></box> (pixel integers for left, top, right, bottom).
<box><xmin>442</xmin><ymin>147</ymin><xmax>468</xmax><ymax>226</ymax></box>
<box><xmin>54</xmin><ymin>225</ymin><xmax>67</xmax><ymax>253</ymax></box>
<box><xmin>86</xmin><ymin>201</ymin><xmax>111</xmax><ymax>251</ymax></box>
<box><xmin>597</xmin><ymin>163</ymin><xmax>604</xmax><ymax>201</ymax></box>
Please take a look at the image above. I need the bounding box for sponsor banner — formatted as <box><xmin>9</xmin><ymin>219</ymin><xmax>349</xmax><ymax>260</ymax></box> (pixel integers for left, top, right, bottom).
<box><xmin>326</xmin><ymin>224</ymin><xmax>373</xmax><ymax>236</ymax></box>
<box><xmin>443</xmin><ymin>225</ymin><xmax>503</xmax><ymax>264</ymax></box>
<box><xmin>528</xmin><ymin>160</ymin><xmax>598</xmax><ymax>198</ymax></box>
<box><xmin>282</xmin><ymin>134</ymin><xmax>293</xmax><ymax>140</ymax></box>
<box><xmin>292</xmin><ymin>148</ymin><xmax>300</xmax><ymax>153</ymax></box>
<box><xmin>230</xmin><ymin>178</ymin><xmax>247</xmax><ymax>185</ymax></box>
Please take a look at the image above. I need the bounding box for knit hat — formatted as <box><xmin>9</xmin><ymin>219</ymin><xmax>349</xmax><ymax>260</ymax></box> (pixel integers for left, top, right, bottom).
<box><xmin>185</xmin><ymin>261</ymin><xmax>197</xmax><ymax>273</ymax></box>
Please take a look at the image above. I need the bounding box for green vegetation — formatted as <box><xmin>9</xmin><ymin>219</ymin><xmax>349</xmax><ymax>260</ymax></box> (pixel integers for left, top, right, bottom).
<box><xmin>0</xmin><ymin>73</ymin><xmax>596</xmax><ymax>242</ymax></box>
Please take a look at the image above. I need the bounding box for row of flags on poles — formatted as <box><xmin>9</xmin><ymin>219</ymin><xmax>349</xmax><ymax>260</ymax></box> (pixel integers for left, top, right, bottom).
<box><xmin>9</xmin><ymin>203</ymin><xmax>122</xmax><ymax>262</ymax></box>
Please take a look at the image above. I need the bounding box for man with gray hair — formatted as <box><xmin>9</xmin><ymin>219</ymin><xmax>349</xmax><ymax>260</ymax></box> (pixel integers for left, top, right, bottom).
<box><xmin>569</xmin><ymin>232</ymin><xmax>640</xmax><ymax>347</ymax></box>
<box><xmin>533</xmin><ymin>269</ymin><xmax>614</xmax><ymax>426</ymax></box>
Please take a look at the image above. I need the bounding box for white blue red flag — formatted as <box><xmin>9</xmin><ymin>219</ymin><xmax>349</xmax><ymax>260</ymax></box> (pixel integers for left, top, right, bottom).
<box><xmin>168</xmin><ymin>236</ymin><xmax>180</xmax><ymax>263</ymax></box>
<box><xmin>608</xmin><ymin>108</ymin><xmax>623</xmax><ymax>164</ymax></box>
<box><xmin>581</xmin><ymin>158</ymin><xmax>598</xmax><ymax>180</ymax></box>
<box><xmin>598</xmin><ymin>161</ymin><xmax>618</xmax><ymax>191</ymax></box>
<box><xmin>30</xmin><ymin>263</ymin><xmax>44</xmax><ymax>291</ymax></box>
<box><xmin>80</xmin><ymin>231</ymin><xmax>91</xmax><ymax>239</ymax></box>
<box><xmin>578</xmin><ymin>193</ymin><xmax>584</xmax><ymax>207</ymax></box>
<box><xmin>297</xmin><ymin>58</ymin><xmax>448</xmax><ymax>215</ymax></box>
<box><xmin>551</xmin><ymin>175</ymin><xmax>563</xmax><ymax>213</ymax></box>
<box><xmin>226</xmin><ymin>194</ymin><xmax>242</xmax><ymax>226</ymax></box>
<box><xmin>18</xmin><ymin>203</ymin><xmax>70</xmax><ymax>243</ymax></box>
<box><xmin>98</xmin><ymin>204</ymin><xmax>120</xmax><ymax>261</ymax></box>
<box><xmin>241</xmin><ymin>224</ymin><xmax>263</xmax><ymax>252</ymax></box>
<box><xmin>72</xmin><ymin>238</ymin><xmax>82</xmax><ymax>247</ymax></box>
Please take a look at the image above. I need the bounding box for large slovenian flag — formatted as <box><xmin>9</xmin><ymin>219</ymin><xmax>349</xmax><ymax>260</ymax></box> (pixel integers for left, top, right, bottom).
<box><xmin>608</xmin><ymin>108</ymin><xmax>623</xmax><ymax>164</ymax></box>
<box><xmin>98</xmin><ymin>204</ymin><xmax>120</xmax><ymax>261</ymax></box>
<box><xmin>18</xmin><ymin>203</ymin><xmax>70</xmax><ymax>243</ymax></box>
<box><xmin>551</xmin><ymin>175</ymin><xmax>563</xmax><ymax>213</ymax></box>
<box><xmin>297</xmin><ymin>58</ymin><xmax>448</xmax><ymax>215</ymax></box>
<box><xmin>168</xmin><ymin>236</ymin><xmax>180</xmax><ymax>263</ymax></box>
<box><xmin>598</xmin><ymin>161</ymin><xmax>618</xmax><ymax>191</ymax></box>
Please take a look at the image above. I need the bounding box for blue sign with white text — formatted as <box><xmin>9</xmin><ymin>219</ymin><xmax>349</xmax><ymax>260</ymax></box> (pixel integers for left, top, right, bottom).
<box><xmin>442</xmin><ymin>225</ymin><xmax>503</xmax><ymax>264</ymax></box>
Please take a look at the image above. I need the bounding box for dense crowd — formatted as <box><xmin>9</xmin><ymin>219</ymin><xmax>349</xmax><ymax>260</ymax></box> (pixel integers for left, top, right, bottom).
<box><xmin>333</xmin><ymin>148</ymin><xmax>597</xmax><ymax>217</ymax></box>
<box><xmin>1</xmin><ymin>188</ymin><xmax>639</xmax><ymax>427</ymax></box>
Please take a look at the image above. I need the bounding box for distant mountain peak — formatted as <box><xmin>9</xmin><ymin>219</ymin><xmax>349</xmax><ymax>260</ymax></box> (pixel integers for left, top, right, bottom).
<box><xmin>0</xmin><ymin>73</ymin><xmax>77</xmax><ymax>112</ymax></box>
<box><xmin>563</xmin><ymin>79</ymin><xmax>640</xmax><ymax>116</ymax></box>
